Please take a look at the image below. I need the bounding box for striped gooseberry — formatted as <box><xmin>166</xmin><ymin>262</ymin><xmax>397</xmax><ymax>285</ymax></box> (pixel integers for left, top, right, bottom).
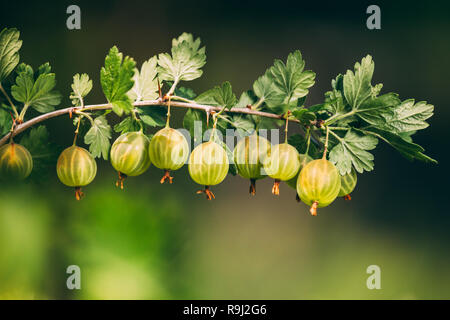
<box><xmin>286</xmin><ymin>153</ymin><xmax>313</xmax><ymax>201</ymax></box>
<box><xmin>0</xmin><ymin>143</ymin><xmax>33</xmax><ymax>180</ymax></box>
<box><xmin>56</xmin><ymin>145</ymin><xmax>97</xmax><ymax>200</ymax></box>
<box><xmin>188</xmin><ymin>141</ymin><xmax>229</xmax><ymax>200</ymax></box>
<box><xmin>338</xmin><ymin>167</ymin><xmax>357</xmax><ymax>201</ymax></box>
<box><xmin>233</xmin><ymin>133</ymin><xmax>271</xmax><ymax>195</ymax></box>
<box><xmin>110</xmin><ymin>131</ymin><xmax>151</xmax><ymax>189</ymax></box>
<box><xmin>149</xmin><ymin>127</ymin><xmax>189</xmax><ymax>184</ymax></box>
<box><xmin>263</xmin><ymin>143</ymin><xmax>301</xmax><ymax>195</ymax></box>
<box><xmin>297</xmin><ymin>158</ymin><xmax>341</xmax><ymax>216</ymax></box>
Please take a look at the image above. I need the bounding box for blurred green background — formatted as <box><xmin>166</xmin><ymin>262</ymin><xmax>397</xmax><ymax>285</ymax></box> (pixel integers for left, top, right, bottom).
<box><xmin>0</xmin><ymin>0</ymin><xmax>449</xmax><ymax>299</ymax></box>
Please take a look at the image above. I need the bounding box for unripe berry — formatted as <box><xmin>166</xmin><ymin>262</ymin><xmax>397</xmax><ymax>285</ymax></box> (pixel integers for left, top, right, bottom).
<box><xmin>263</xmin><ymin>143</ymin><xmax>301</xmax><ymax>195</ymax></box>
<box><xmin>110</xmin><ymin>131</ymin><xmax>151</xmax><ymax>189</ymax></box>
<box><xmin>297</xmin><ymin>158</ymin><xmax>341</xmax><ymax>216</ymax></box>
<box><xmin>233</xmin><ymin>133</ymin><xmax>271</xmax><ymax>195</ymax></box>
<box><xmin>149</xmin><ymin>127</ymin><xmax>189</xmax><ymax>184</ymax></box>
<box><xmin>338</xmin><ymin>167</ymin><xmax>357</xmax><ymax>200</ymax></box>
<box><xmin>0</xmin><ymin>143</ymin><xmax>33</xmax><ymax>180</ymax></box>
<box><xmin>57</xmin><ymin>146</ymin><xmax>97</xmax><ymax>200</ymax></box>
<box><xmin>188</xmin><ymin>141</ymin><xmax>229</xmax><ymax>200</ymax></box>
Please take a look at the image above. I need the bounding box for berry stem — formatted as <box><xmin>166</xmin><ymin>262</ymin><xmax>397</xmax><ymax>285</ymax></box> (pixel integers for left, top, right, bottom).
<box><xmin>72</xmin><ymin>116</ymin><xmax>82</xmax><ymax>146</ymax></box>
<box><xmin>322</xmin><ymin>126</ymin><xmax>329</xmax><ymax>159</ymax></box>
<box><xmin>196</xmin><ymin>186</ymin><xmax>215</xmax><ymax>200</ymax></box>
<box><xmin>272</xmin><ymin>179</ymin><xmax>281</xmax><ymax>195</ymax></box>
<box><xmin>0</xmin><ymin>83</ymin><xmax>19</xmax><ymax>119</ymax></box>
<box><xmin>284</xmin><ymin>111</ymin><xmax>289</xmax><ymax>144</ymax></box>
<box><xmin>160</xmin><ymin>170</ymin><xmax>174</xmax><ymax>184</ymax></box>
<box><xmin>165</xmin><ymin>95</ymin><xmax>172</xmax><ymax>128</ymax></box>
<box><xmin>249</xmin><ymin>178</ymin><xmax>256</xmax><ymax>196</ymax></box>
<box><xmin>310</xmin><ymin>201</ymin><xmax>318</xmax><ymax>216</ymax></box>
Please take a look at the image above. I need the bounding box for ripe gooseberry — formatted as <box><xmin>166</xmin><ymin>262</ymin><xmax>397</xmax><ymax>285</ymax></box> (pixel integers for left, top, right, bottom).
<box><xmin>286</xmin><ymin>153</ymin><xmax>313</xmax><ymax>201</ymax></box>
<box><xmin>188</xmin><ymin>141</ymin><xmax>229</xmax><ymax>200</ymax></box>
<box><xmin>338</xmin><ymin>167</ymin><xmax>357</xmax><ymax>201</ymax></box>
<box><xmin>263</xmin><ymin>143</ymin><xmax>301</xmax><ymax>195</ymax></box>
<box><xmin>149</xmin><ymin>127</ymin><xmax>189</xmax><ymax>184</ymax></box>
<box><xmin>110</xmin><ymin>131</ymin><xmax>151</xmax><ymax>189</ymax></box>
<box><xmin>0</xmin><ymin>143</ymin><xmax>33</xmax><ymax>180</ymax></box>
<box><xmin>57</xmin><ymin>145</ymin><xmax>97</xmax><ymax>200</ymax></box>
<box><xmin>297</xmin><ymin>158</ymin><xmax>341</xmax><ymax>216</ymax></box>
<box><xmin>233</xmin><ymin>133</ymin><xmax>271</xmax><ymax>195</ymax></box>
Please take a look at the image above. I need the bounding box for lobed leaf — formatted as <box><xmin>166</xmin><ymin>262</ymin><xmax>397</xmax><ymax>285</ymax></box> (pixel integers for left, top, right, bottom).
<box><xmin>269</xmin><ymin>50</ymin><xmax>316</xmax><ymax>110</ymax></box>
<box><xmin>329</xmin><ymin>129</ymin><xmax>378</xmax><ymax>174</ymax></box>
<box><xmin>11</xmin><ymin>63</ymin><xmax>62</xmax><ymax>113</ymax></box>
<box><xmin>84</xmin><ymin>115</ymin><xmax>112</xmax><ymax>160</ymax></box>
<box><xmin>70</xmin><ymin>73</ymin><xmax>93</xmax><ymax>106</ymax></box>
<box><xmin>19</xmin><ymin>125</ymin><xmax>59</xmax><ymax>181</ymax></box>
<box><xmin>343</xmin><ymin>55</ymin><xmax>374</xmax><ymax>109</ymax></box>
<box><xmin>196</xmin><ymin>81</ymin><xmax>237</xmax><ymax>109</ymax></box>
<box><xmin>0</xmin><ymin>105</ymin><xmax>12</xmax><ymax>135</ymax></box>
<box><xmin>128</xmin><ymin>56</ymin><xmax>159</xmax><ymax>102</ymax></box>
<box><xmin>0</xmin><ymin>28</ymin><xmax>22</xmax><ymax>82</ymax></box>
<box><xmin>100</xmin><ymin>46</ymin><xmax>136</xmax><ymax>116</ymax></box>
<box><xmin>114</xmin><ymin>117</ymin><xmax>141</xmax><ymax>134</ymax></box>
<box><xmin>359</xmin><ymin>127</ymin><xmax>437</xmax><ymax>164</ymax></box>
<box><xmin>157</xmin><ymin>33</ymin><xmax>206</xmax><ymax>83</ymax></box>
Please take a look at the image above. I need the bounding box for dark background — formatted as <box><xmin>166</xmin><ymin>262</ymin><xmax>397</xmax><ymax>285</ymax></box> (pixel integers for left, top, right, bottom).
<box><xmin>0</xmin><ymin>0</ymin><xmax>449</xmax><ymax>299</ymax></box>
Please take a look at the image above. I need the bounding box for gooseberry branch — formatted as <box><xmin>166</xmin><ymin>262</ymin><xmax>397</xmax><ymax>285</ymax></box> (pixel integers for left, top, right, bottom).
<box><xmin>0</xmin><ymin>98</ymin><xmax>302</xmax><ymax>147</ymax></box>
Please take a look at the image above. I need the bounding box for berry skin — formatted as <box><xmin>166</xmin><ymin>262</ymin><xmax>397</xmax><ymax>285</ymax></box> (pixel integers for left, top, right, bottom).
<box><xmin>263</xmin><ymin>143</ymin><xmax>301</xmax><ymax>195</ymax></box>
<box><xmin>110</xmin><ymin>131</ymin><xmax>151</xmax><ymax>188</ymax></box>
<box><xmin>233</xmin><ymin>133</ymin><xmax>271</xmax><ymax>195</ymax></box>
<box><xmin>286</xmin><ymin>154</ymin><xmax>313</xmax><ymax>198</ymax></box>
<box><xmin>56</xmin><ymin>146</ymin><xmax>97</xmax><ymax>200</ymax></box>
<box><xmin>149</xmin><ymin>127</ymin><xmax>189</xmax><ymax>184</ymax></box>
<box><xmin>297</xmin><ymin>158</ymin><xmax>341</xmax><ymax>216</ymax></box>
<box><xmin>338</xmin><ymin>167</ymin><xmax>357</xmax><ymax>200</ymax></box>
<box><xmin>0</xmin><ymin>143</ymin><xmax>33</xmax><ymax>180</ymax></box>
<box><xmin>188</xmin><ymin>141</ymin><xmax>229</xmax><ymax>200</ymax></box>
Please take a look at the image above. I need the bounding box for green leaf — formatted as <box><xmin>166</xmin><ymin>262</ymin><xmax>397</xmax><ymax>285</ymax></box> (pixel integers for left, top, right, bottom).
<box><xmin>324</xmin><ymin>74</ymin><xmax>347</xmax><ymax>115</ymax></box>
<box><xmin>253</xmin><ymin>70</ymin><xmax>283</xmax><ymax>108</ymax></box>
<box><xmin>235</xmin><ymin>90</ymin><xmax>257</xmax><ymax>109</ymax></box>
<box><xmin>157</xmin><ymin>33</ymin><xmax>206</xmax><ymax>83</ymax></box>
<box><xmin>11</xmin><ymin>63</ymin><xmax>62</xmax><ymax>113</ymax></box>
<box><xmin>359</xmin><ymin>127</ymin><xmax>437</xmax><ymax>164</ymax></box>
<box><xmin>0</xmin><ymin>105</ymin><xmax>12</xmax><ymax>135</ymax></box>
<box><xmin>292</xmin><ymin>108</ymin><xmax>316</xmax><ymax>125</ymax></box>
<box><xmin>128</xmin><ymin>56</ymin><xmax>159</xmax><ymax>102</ymax></box>
<box><xmin>196</xmin><ymin>81</ymin><xmax>237</xmax><ymax>109</ymax></box>
<box><xmin>0</xmin><ymin>28</ymin><xmax>22</xmax><ymax>82</ymax></box>
<box><xmin>183</xmin><ymin>108</ymin><xmax>207</xmax><ymax>142</ymax></box>
<box><xmin>100</xmin><ymin>46</ymin><xmax>136</xmax><ymax>116</ymax></box>
<box><xmin>269</xmin><ymin>50</ymin><xmax>316</xmax><ymax>108</ymax></box>
<box><xmin>288</xmin><ymin>133</ymin><xmax>319</xmax><ymax>158</ymax></box>
<box><xmin>84</xmin><ymin>115</ymin><xmax>112</xmax><ymax>160</ymax></box>
<box><xmin>328</xmin><ymin>129</ymin><xmax>378</xmax><ymax>174</ymax></box>
<box><xmin>377</xmin><ymin>99</ymin><xmax>434</xmax><ymax>134</ymax></box>
<box><xmin>232</xmin><ymin>114</ymin><xmax>255</xmax><ymax>136</ymax></box>
<box><xmin>70</xmin><ymin>73</ymin><xmax>92</xmax><ymax>106</ymax></box>
<box><xmin>174</xmin><ymin>86</ymin><xmax>196</xmax><ymax>100</ymax></box>
<box><xmin>355</xmin><ymin>92</ymin><xmax>401</xmax><ymax>126</ymax></box>
<box><xmin>114</xmin><ymin>117</ymin><xmax>141</xmax><ymax>134</ymax></box>
<box><xmin>137</xmin><ymin>107</ymin><xmax>166</xmax><ymax>127</ymax></box>
<box><xmin>343</xmin><ymin>55</ymin><xmax>374</xmax><ymax>109</ymax></box>
<box><xmin>19</xmin><ymin>125</ymin><xmax>59</xmax><ymax>181</ymax></box>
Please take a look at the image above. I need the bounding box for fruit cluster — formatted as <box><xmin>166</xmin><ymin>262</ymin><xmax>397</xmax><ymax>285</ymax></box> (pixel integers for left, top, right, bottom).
<box><xmin>0</xmin><ymin>28</ymin><xmax>436</xmax><ymax>217</ymax></box>
<box><xmin>0</xmin><ymin>123</ymin><xmax>357</xmax><ymax>216</ymax></box>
